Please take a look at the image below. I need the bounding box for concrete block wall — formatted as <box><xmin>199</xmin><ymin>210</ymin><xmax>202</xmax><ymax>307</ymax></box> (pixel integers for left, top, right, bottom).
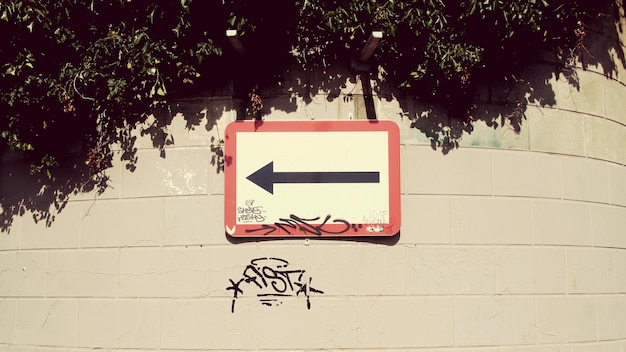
<box><xmin>2</xmin><ymin>11</ymin><xmax>626</xmax><ymax>352</ymax></box>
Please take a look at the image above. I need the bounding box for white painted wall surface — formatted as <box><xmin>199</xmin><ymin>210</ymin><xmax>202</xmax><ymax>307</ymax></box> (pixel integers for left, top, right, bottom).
<box><xmin>2</xmin><ymin>12</ymin><xmax>626</xmax><ymax>352</ymax></box>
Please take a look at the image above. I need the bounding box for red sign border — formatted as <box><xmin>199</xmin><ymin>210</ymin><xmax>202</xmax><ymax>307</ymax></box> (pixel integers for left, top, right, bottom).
<box><xmin>224</xmin><ymin>120</ymin><xmax>400</xmax><ymax>237</ymax></box>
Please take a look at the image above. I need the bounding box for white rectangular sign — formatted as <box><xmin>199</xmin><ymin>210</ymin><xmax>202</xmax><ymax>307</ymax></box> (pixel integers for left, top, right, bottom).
<box><xmin>224</xmin><ymin>120</ymin><xmax>400</xmax><ymax>237</ymax></box>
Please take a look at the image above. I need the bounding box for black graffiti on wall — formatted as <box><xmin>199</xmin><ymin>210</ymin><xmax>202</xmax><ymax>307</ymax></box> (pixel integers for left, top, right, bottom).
<box><xmin>226</xmin><ymin>257</ymin><xmax>324</xmax><ymax>313</ymax></box>
<box><xmin>245</xmin><ymin>214</ymin><xmax>351</xmax><ymax>236</ymax></box>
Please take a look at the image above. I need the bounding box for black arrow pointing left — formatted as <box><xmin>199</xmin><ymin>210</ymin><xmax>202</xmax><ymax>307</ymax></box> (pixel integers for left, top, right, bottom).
<box><xmin>246</xmin><ymin>161</ymin><xmax>380</xmax><ymax>194</ymax></box>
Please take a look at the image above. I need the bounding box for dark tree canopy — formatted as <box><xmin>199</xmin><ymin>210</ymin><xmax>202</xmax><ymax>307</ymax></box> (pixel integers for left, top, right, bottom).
<box><xmin>0</xmin><ymin>0</ymin><xmax>624</xmax><ymax>229</ymax></box>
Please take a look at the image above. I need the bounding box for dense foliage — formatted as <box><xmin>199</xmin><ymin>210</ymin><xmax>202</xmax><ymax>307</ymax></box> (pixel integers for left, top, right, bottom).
<box><xmin>0</xmin><ymin>0</ymin><xmax>622</xmax><ymax>228</ymax></box>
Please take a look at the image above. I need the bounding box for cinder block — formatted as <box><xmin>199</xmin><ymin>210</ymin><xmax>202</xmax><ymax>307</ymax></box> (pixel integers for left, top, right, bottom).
<box><xmin>163</xmin><ymin>296</ymin><xmax>358</xmax><ymax>350</ymax></box>
<box><xmin>119</xmin><ymin>249</ymin><xmax>167</xmax><ymax>298</ymax></box>
<box><xmin>163</xmin><ymin>196</ymin><xmax>225</xmax><ymax>246</ymax></box>
<box><xmin>570</xmin><ymin>341</ymin><xmax>624</xmax><ymax>352</ymax></box>
<box><xmin>605</xmin><ymin>77</ymin><xmax>626</xmax><ymax>126</ymax></box>
<box><xmin>399</xmin><ymin>196</ymin><xmax>451</xmax><ymax>244</ymax></box>
<box><xmin>0</xmin><ymin>251</ymin><xmax>46</xmax><ymax>297</ymax></box>
<box><xmin>19</xmin><ymin>202</ymin><xmax>81</xmax><ymax>250</ymax></box>
<box><xmin>555</xmin><ymin>70</ymin><xmax>606</xmax><ymax>117</ymax></box>
<box><xmin>80</xmin><ymin>199</ymin><xmax>163</xmax><ymax>248</ymax></box>
<box><xmin>47</xmin><ymin>250</ymin><xmax>118</xmax><ymax>298</ymax></box>
<box><xmin>131</xmin><ymin>102</ymin><xmax>233</xmax><ymax>151</ymax></box>
<box><xmin>496</xmin><ymin>247</ymin><xmax>566</xmax><ymax>294</ymax></box>
<box><xmin>161</xmin><ymin>298</ymin><xmax>257</xmax><ymax>350</ymax></box>
<box><xmin>585</xmin><ymin>116</ymin><xmax>626</xmax><ymax>164</ymax></box>
<box><xmin>210</xmin><ymin>169</ymin><xmax>224</xmax><ymax>195</ymax></box>
<box><xmin>0</xmin><ymin>224</ymin><xmax>19</xmax><ymax>251</ymax></box>
<box><xmin>451</xmin><ymin>197</ymin><xmax>532</xmax><ymax>244</ymax></box>
<box><xmin>580</xmin><ymin>30</ymin><xmax>616</xmax><ymax>77</ymax></box>
<box><xmin>406</xmin><ymin>246</ymin><xmax>496</xmax><ymax>295</ymax></box>
<box><xmin>308</xmin><ymin>244</ymin><xmax>406</xmax><ymax>296</ymax></box>
<box><xmin>551</xmin><ymin>73</ymin><xmax>579</xmax><ymax>113</ymax></box>
<box><xmin>608</xmin><ymin>163</ymin><xmax>626</xmax><ymax>207</ymax></box>
<box><xmin>561</xmin><ymin>156</ymin><xmax>610</xmax><ymax>204</ymax></box>
<box><xmin>261</xmin><ymin>97</ymin><xmax>312</xmax><ymax>120</ymax></box>
<box><xmin>77</xmin><ymin>300</ymin><xmax>160</xmax><ymax>349</ymax></box>
<box><xmin>528</xmin><ymin>107</ymin><xmax>586</xmax><ymax>156</ymax></box>
<box><xmin>15</xmin><ymin>299</ymin><xmax>77</xmax><ymax>347</ymax></box>
<box><xmin>121</xmin><ymin>148</ymin><xmax>210</xmax><ymax>198</ymax></box>
<box><xmin>500</xmin><ymin>345</ymin><xmax>570</xmax><ymax>352</ymax></box>
<box><xmin>614</xmin><ymin>42</ymin><xmax>626</xmax><ymax>87</ymax></box>
<box><xmin>398</xmin><ymin>100</ymin><xmax>436</xmax><ymax>145</ymax></box>
<box><xmin>532</xmin><ymin>200</ymin><xmax>592</xmax><ymax>246</ymax></box>
<box><xmin>623</xmin><ymin>133</ymin><xmax>626</xmax><ymax>168</ymax></box>
<box><xmin>304</xmin><ymin>64</ymin><xmax>356</xmax><ymax>97</ymax></box>
<box><xmin>357</xmin><ymin>297</ymin><xmax>454</xmax><ymax>348</ymax></box>
<box><xmin>591</xmin><ymin>204</ymin><xmax>626</xmax><ymax>249</ymax></box>
<box><xmin>454</xmin><ymin>296</ymin><xmax>536</xmax><ymax>346</ymax></box>
<box><xmin>567</xmin><ymin>248</ymin><xmax>615</xmax><ymax>294</ymax></box>
<box><xmin>375</xmin><ymin>97</ymin><xmax>405</xmax><ymax>124</ymax></box>
<box><xmin>159</xmin><ymin>99</ymin><xmax>233</xmax><ymax>148</ymax></box>
<box><xmin>400</xmin><ymin>144</ymin><xmax>407</xmax><ymax>194</ymax></box>
<box><xmin>596</xmin><ymin>294</ymin><xmax>626</xmax><ymax>341</ymax></box>
<box><xmin>253</xmin><ymin>297</ymin><xmax>358</xmax><ymax>350</ymax></box>
<box><xmin>0</xmin><ymin>299</ymin><xmax>15</xmax><ymax>343</ymax></box>
<box><xmin>616</xmin><ymin>250</ymin><xmax>626</xmax><ymax>293</ymax></box>
<box><xmin>405</xmin><ymin>147</ymin><xmax>493</xmax><ymax>196</ymax></box>
<box><xmin>0</xmin><ymin>346</ymin><xmax>53</xmax><ymax>352</ymax></box>
<box><xmin>69</xmin><ymin>156</ymin><xmax>122</xmax><ymax>202</ymax></box>
<box><xmin>298</xmin><ymin>93</ymin><xmax>349</xmax><ymax>120</ymax></box>
<box><xmin>492</xmin><ymin>151</ymin><xmax>562</xmax><ymax>199</ymax></box>
<box><xmin>536</xmin><ymin>296</ymin><xmax>597</xmax><ymax>343</ymax></box>
<box><xmin>119</xmin><ymin>247</ymin><xmax>210</xmax><ymax>298</ymax></box>
<box><xmin>459</xmin><ymin>112</ymin><xmax>530</xmax><ymax>151</ymax></box>
<box><xmin>131</xmin><ymin>114</ymin><xmax>163</xmax><ymax>150</ymax></box>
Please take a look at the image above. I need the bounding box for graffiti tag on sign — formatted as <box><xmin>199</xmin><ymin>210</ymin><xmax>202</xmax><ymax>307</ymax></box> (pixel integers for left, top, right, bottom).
<box><xmin>226</xmin><ymin>257</ymin><xmax>324</xmax><ymax>313</ymax></box>
<box><xmin>245</xmin><ymin>214</ymin><xmax>351</xmax><ymax>236</ymax></box>
<box><xmin>237</xmin><ymin>199</ymin><xmax>266</xmax><ymax>223</ymax></box>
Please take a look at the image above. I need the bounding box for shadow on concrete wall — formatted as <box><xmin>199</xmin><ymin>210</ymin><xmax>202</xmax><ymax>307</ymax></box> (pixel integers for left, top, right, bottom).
<box><xmin>0</xmin><ymin>100</ymin><xmax>230</xmax><ymax>233</ymax></box>
<box><xmin>1</xmin><ymin>10</ymin><xmax>625</xmax><ymax>233</ymax></box>
<box><xmin>1</xmin><ymin>153</ymin><xmax>97</xmax><ymax>230</ymax></box>
<box><xmin>233</xmin><ymin>12</ymin><xmax>625</xmax><ymax>154</ymax></box>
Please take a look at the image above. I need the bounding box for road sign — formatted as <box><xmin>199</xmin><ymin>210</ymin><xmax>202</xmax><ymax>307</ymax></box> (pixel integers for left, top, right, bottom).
<box><xmin>224</xmin><ymin>120</ymin><xmax>400</xmax><ymax>237</ymax></box>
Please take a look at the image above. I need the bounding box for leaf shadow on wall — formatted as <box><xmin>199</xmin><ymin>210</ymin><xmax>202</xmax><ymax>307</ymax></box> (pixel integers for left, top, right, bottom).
<box><xmin>2</xmin><ymin>10</ymin><xmax>625</xmax><ymax>234</ymax></box>
<box><xmin>245</xmin><ymin>11</ymin><xmax>626</xmax><ymax>155</ymax></box>
<box><xmin>0</xmin><ymin>99</ymin><xmax>231</xmax><ymax>233</ymax></box>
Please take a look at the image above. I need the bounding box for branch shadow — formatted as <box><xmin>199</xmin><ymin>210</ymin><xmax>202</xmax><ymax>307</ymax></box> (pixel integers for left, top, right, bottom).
<box><xmin>394</xmin><ymin>13</ymin><xmax>625</xmax><ymax>154</ymax></box>
<box><xmin>0</xmin><ymin>98</ymin><xmax>232</xmax><ymax>233</ymax></box>
<box><xmin>0</xmin><ymin>152</ymin><xmax>106</xmax><ymax>231</ymax></box>
<box><xmin>2</xmin><ymin>7</ymin><xmax>624</xmax><ymax>235</ymax></box>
